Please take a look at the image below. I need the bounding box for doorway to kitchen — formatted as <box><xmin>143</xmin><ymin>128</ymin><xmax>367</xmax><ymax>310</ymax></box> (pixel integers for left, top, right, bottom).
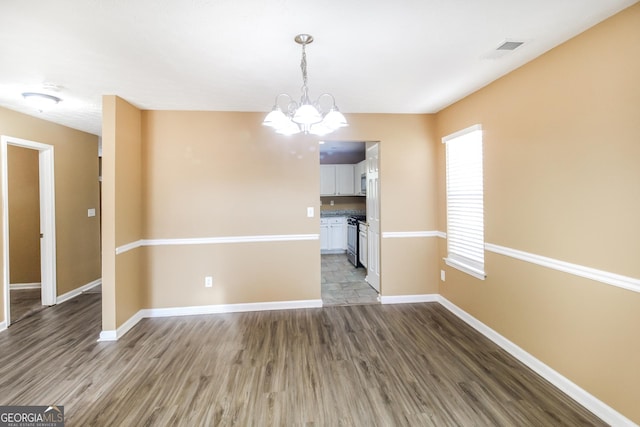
<box><xmin>1</xmin><ymin>136</ymin><xmax>57</xmax><ymax>327</ymax></box>
<box><xmin>319</xmin><ymin>140</ymin><xmax>380</xmax><ymax>306</ymax></box>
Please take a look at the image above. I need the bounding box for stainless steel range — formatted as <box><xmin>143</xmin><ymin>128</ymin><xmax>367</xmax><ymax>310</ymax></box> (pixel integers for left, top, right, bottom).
<box><xmin>346</xmin><ymin>215</ymin><xmax>366</xmax><ymax>267</ymax></box>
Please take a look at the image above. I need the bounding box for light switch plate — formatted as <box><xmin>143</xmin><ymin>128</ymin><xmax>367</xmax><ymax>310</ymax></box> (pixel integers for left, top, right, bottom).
<box><xmin>440</xmin><ymin>270</ymin><xmax>446</xmax><ymax>281</ymax></box>
<box><xmin>88</xmin><ymin>208</ymin><xmax>96</xmax><ymax>217</ymax></box>
<box><xmin>307</xmin><ymin>207</ymin><xmax>314</xmax><ymax>218</ymax></box>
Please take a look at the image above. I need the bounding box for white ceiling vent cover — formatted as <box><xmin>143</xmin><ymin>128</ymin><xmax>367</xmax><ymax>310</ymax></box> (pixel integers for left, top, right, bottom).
<box><xmin>497</xmin><ymin>40</ymin><xmax>525</xmax><ymax>51</ymax></box>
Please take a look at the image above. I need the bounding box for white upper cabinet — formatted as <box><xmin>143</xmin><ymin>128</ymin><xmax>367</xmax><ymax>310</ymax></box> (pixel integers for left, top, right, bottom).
<box><xmin>335</xmin><ymin>165</ymin><xmax>354</xmax><ymax>195</ymax></box>
<box><xmin>320</xmin><ymin>164</ymin><xmax>356</xmax><ymax>196</ymax></box>
<box><xmin>320</xmin><ymin>165</ymin><xmax>336</xmax><ymax>196</ymax></box>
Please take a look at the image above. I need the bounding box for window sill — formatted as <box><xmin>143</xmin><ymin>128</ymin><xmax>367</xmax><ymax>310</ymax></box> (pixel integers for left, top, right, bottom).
<box><xmin>444</xmin><ymin>257</ymin><xmax>486</xmax><ymax>281</ymax></box>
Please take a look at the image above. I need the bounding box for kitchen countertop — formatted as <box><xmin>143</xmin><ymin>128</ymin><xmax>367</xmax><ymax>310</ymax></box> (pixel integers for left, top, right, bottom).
<box><xmin>320</xmin><ymin>210</ymin><xmax>366</xmax><ymax>218</ymax></box>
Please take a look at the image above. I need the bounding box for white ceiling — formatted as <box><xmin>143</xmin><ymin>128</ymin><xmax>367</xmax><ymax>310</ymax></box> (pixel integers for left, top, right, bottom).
<box><xmin>0</xmin><ymin>0</ymin><xmax>636</xmax><ymax>136</ymax></box>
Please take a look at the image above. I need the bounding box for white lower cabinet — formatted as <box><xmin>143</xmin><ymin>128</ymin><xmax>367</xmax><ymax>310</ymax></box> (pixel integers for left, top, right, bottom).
<box><xmin>320</xmin><ymin>221</ymin><xmax>330</xmax><ymax>251</ymax></box>
<box><xmin>320</xmin><ymin>217</ymin><xmax>347</xmax><ymax>253</ymax></box>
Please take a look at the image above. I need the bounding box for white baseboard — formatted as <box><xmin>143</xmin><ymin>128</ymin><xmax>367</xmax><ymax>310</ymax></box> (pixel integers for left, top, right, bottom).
<box><xmin>10</xmin><ymin>283</ymin><xmax>41</xmax><ymax>290</ymax></box>
<box><xmin>98</xmin><ymin>299</ymin><xmax>323</xmax><ymax>342</ymax></box>
<box><xmin>0</xmin><ymin>320</ymin><xmax>6</xmax><ymax>332</ymax></box>
<box><xmin>97</xmin><ymin>330</ymin><xmax>117</xmax><ymax>341</ymax></box>
<box><xmin>56</xmin><ymin>279</ymin><xmax>102</xmax><ymax>304</ymax></box>
<box><xmin>145</xmin><ymin>299</ymin><xmax>323</xmax><ymax>318</ymax></box>
<box><xmin>437</xmin><ymin>296</ymin><xmax>637</xmax><ymax>427</ymax></box>
<box><xmin>381</xmin><ymin>294</ymin><xmax>438</xmax><ymax>304</ymax></box>
<box><xmin>97</xmin><ymin>309</ymin><xmax>145</xmax><ymax>342</ymax></box>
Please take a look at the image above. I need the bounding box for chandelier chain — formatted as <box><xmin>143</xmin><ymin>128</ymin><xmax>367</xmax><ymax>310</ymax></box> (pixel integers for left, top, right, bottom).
<box><xmin>300</xmin><ymin>44</ymin><xmax>308</xmax><ymax>96</ymax></box>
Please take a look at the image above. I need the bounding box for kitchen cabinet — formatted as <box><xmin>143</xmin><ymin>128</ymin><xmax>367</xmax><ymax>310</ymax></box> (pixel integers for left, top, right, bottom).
<box><xmin>336</xmin><ymin>165</ymin><xmax>355</xmax><ymax>195</ymax></box>
<box><xmin>320</xmin><ymin>217</ymin><xmax>347</xmax><ymax>253</ymax></box>
<box><xmin>320</xmin><ymin>221</ymin><xmax>330</xmax><ymax>251</ymax></box>
<box><xmin>320</xmin><ymin>165</ymin><xmax>336</xmax><ymax>196</ymax></box>
<box><xmin>354</xmin><ymin>160</ymin><xmax>366</xmax><ymax>196</ymax></box>
<box><xmin>320</xmin><ymin>165</ymin><xmax>355</xmax><ymax>196</ymax></box>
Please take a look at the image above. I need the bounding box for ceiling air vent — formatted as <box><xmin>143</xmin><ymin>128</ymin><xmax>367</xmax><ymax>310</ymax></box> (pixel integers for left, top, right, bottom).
<box><xmin>496</xmin><ymin>40</ymin><xmax>524</xmax><ymax>51</ymax></box>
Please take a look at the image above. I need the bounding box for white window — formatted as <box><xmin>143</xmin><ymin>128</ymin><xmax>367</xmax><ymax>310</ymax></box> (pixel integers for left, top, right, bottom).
<box><xmin>443</xmin><ymin>124</ymin><xmax>486</xmax><ymax>280</ymax></box>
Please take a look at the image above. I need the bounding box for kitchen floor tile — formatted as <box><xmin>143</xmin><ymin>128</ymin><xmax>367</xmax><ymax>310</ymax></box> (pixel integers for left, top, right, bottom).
<box><xmin>321</xmin><ymin>254</ymin><xmax>378</xmax><ymax>306</ymax></box>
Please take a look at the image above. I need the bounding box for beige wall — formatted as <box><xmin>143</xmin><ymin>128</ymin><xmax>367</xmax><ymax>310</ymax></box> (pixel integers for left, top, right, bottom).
<box><xmin>337</xmin><ymin>114</ymin><xmax>440</xmax><ymax>296</ymax></box>
<box><xmin>140</xmin><ymin>112</ymin><xmax>439</xmax><ymax>307</ymax></box>
<box><xmin>101</xmin><ymin>110</ymin><xmax>439</xmax><ymax>321</ymax></box>
<box><xmin>0</xmin><ymin>107</ymin><xmax>101</xmax><ymax>325</ymax></box>
<box><xmin>436</xmin><ymin>3</ymin><xmax>640</xmax><ymax>423</ymax></box>
<box><xmin>101</xmin><ymin>96</ymin><xmax>145</xmax><ymax>329</ymax></box>
<box><xmin>142</xmin><ymin>111</ymin><xmax>321</xmax><ymax>238</ymax></box>
<box><xmin>140</xmin><ymin>111</ymin><xmax>323</xmax><ymax>307</ymax></box>
<box><xmin>8</xmin><ymin>146</ymin><xmax>41</xmax><ymax>284</ymax></box>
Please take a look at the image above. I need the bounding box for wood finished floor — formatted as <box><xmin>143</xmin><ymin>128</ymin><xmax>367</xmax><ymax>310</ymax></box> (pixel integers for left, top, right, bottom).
<box><xmin>0</xmin><ymin>292</ymin><xmax>606</xmax><ymax>426</ymax></box>
<box><xmin>9</xmin><ymin>288</ymin><xmax>44</xmax><ymax>324</ymax></box>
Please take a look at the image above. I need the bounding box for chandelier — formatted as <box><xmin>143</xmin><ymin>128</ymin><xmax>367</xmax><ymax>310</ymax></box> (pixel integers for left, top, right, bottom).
<box><xmin>263</xmin><ymin>34</ymin><xmax>348</xmax><ymax>136</ymax></box>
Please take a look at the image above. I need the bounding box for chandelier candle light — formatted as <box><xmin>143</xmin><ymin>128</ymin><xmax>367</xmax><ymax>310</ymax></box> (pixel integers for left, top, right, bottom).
<box><xmin>263</xmin><ymin>34</ymin><xmax>348</xmax><ymax>136</ymax></box>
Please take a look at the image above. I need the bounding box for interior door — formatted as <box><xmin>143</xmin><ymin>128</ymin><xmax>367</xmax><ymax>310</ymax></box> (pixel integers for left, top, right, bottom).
<box><xmin>2</xmin><ymin>137</ymin><xmax>57</xmax><ymax>326</ymax></box>
<box><xmin>366</xmin><ymin>143</ymin><xmax>380</xmax><ymax>292</ymax></box>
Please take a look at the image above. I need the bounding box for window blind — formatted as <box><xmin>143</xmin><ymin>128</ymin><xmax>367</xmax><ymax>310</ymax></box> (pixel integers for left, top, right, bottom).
<box><xmin>443</xmin><ymin>125</ymin><xmax>485</xmax><ymax>279</ymax></box>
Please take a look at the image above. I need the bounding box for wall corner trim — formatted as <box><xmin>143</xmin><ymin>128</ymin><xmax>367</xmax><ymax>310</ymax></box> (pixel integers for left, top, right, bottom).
<box><xmin>437</xmin><ymin>296</ymin><xmax>637</xmax><ymax>427</ymax></box>
<box><xmin>56</xmin><ymin>278</ymin><xmax>102</xmax><ymax>305</ymax></box>
<box><xmin>114</xmin><ymin>240</ymin><xmax>143</xmax><ymax>255</ymax></box>
<box><xmin>381</xmin><ymin>294</ymin><xmax>439</xmax><ymax>304</ymax></box>
<box><xmin>97</xmin><ymin>299</ymin><xmax>323</xmax><ymax>342</ymax></box>
<box><xmin>115</xmin><ymin>234</ymin><xmax>321</xmax><ymax>255</ymax></box>
<box><xmin>485</xmin><ymin>243</ymin><xmax>640</xmax><ymax>294</ymax></box>
<box><xmin>382</xmin><ymin>231</ymin><xmax>442</xmax><ymax>239</ymax></box>
<box><xmin>9</xmin><ymin>283</ymin><xmax>42</xmax><ymax>290</ymax></box>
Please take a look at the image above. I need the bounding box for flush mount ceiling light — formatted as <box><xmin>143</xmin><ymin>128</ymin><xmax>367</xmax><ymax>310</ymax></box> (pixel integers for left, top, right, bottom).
<box><xmin>22</xmin><ymin>92</ymin><xmax>62</xmax><ymax>112</ymax></box>
<box><xmin>263</xmin><ymin>34</ymin><xmax>348</xmax><ymax>136</ymax></box>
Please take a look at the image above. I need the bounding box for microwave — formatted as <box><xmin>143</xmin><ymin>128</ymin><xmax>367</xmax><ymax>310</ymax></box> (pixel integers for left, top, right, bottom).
<box><xmin>360</xmin><ymin>173</ymin><xmax>367</xmax><ymax>195</ymax></box>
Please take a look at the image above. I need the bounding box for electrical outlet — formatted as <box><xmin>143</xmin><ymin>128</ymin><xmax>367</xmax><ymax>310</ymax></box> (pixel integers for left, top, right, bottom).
<box><xmin>440</xmin><ymin>270</ymin><xmax>446</xmax><ymax>281</ymax></box>
<box><xmin>205</xmin><ymin>276</ymin><xmax>213</xmax><ymax>288</ymax></box>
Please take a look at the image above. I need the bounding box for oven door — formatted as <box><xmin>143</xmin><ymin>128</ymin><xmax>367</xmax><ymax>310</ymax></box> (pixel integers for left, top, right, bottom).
<box><xmin>346</xmin><ymin>220</ymin><xmax>358</xmax><ymax>266</ymax></box>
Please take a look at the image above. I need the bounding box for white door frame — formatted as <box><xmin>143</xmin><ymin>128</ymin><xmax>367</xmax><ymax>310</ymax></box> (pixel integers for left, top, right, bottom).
<box><xmin>1</xmin><ymin>136</ymin><xmax>57</xmax><ymax>326</ymax></box>
<box><xmin>365</xmin><ymin>142</ymin><xmax>381</xmax><ymax>292</ymax></box>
